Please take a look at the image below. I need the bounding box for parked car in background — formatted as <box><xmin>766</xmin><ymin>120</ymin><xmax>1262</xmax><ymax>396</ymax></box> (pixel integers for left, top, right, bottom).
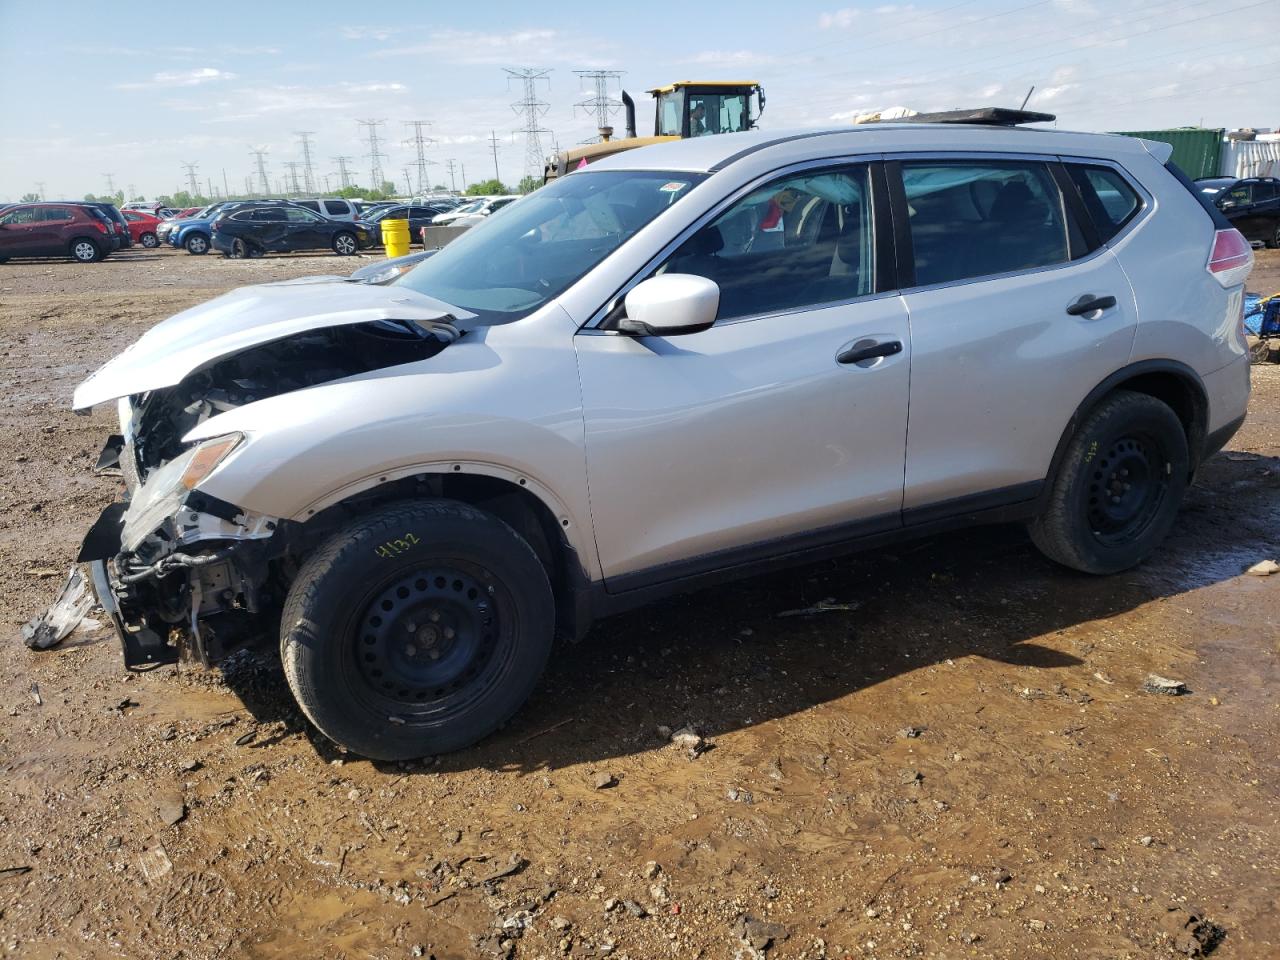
<box><xmin>362</xmin><ymin>202</ymin><xmax>456</xmax><ymax>245</ymax></box>
<box><xmin>210</xmin><ymin>203</ymin><xmax>372</xmax><ymax>257</ymax></box>
<box><xmin>61</xmin><ymin>201</ymin><xmax>131</xmax><ymax>249</ymax></box>
<box><xmin>173</xmin><ymin>206</ymin><xmax>202</xmax><ymax>219</ymax></box>
<box><xmin>292</xmin><ymin>198</ymin><xmax>361</xmax><ymax>221</ymax></box>
<box><xmin>0</xmin><ymin>202</ymin><xmax>115</xmax><ymax>262</ymax></box>
<box><xmin>431</xmin><ymin>195</ymin><xmax>519</xmax><ymax>225</ymax></box>
<box><xmin>1195</xmin><ymin>176</ymin><xmax>1280</xmax><ymax>248</ymax></box>
<box><xmin>123</xmin><ymin>201</ymin><xmax>164</xmax><ymax>215</ymax></box>
<box><xmin>167</xmin><ymin>200</ymin><xmax>278</xmax><ymax>254</ymax></box>
<box><xmin>122</xmin><ymin>210</ymin><xmax>163</xmax><ymax>247</ymax></box>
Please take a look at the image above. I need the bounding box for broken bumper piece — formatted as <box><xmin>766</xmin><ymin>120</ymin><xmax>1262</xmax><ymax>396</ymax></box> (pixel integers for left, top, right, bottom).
<box><xmin>22</xmin><ymin>567</ymin><xmax>94</xmax><ymax>651</ymax></box>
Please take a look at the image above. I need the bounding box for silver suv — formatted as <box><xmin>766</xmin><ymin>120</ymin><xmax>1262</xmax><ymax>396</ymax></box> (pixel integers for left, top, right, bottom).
<box><xmin>69</xmin><ymin>111</ymin><xmax>1253</xmax><ymax>760</ymax></box>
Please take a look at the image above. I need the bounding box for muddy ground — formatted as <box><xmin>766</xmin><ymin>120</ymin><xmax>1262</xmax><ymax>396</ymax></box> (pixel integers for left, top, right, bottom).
<box><xmin>0</xmin><ymin>247</ymin><xmax>1277</xmax><ymax>960</ymax></box>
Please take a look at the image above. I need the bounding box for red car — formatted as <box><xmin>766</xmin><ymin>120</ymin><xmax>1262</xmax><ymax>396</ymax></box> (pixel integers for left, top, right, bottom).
<box><xmin>0</xmin><ymin>202</ymin><xmax>115</xmax><ymax>262</ymax></box>
<box><xmin>122</xmin><ymin>210</ymin><xmax>164</xmax><ymax>248</ymax></box>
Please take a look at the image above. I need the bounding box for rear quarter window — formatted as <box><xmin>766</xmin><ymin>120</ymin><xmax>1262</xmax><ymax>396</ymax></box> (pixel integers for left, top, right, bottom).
<box><xmin>1065</xmin><ymin>165</ymin><xmax>1142</xmax><ymax>242</ymax></box>
<box><xmin>323</xmin><ymin>200</ymin><xmax>349</xmax><ymax>215</ymax></box>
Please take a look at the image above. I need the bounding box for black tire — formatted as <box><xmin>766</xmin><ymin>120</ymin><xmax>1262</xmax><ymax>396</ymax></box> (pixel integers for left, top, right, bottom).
<box><xmin>69</xmin><ymin>237</ymin><xmax>102</xmax><ymax>263</ymax></box>
<box><xmin>1031</xmin><ymin>390</ymin><xmax>1188</xmax><ymax>574</ymax></box>
<box><xmin>281</xmin><ymin>499</ymin><xmax>554</xmax><ymax>760</ymax></box>
<box><xmin>332</xmin><ymin>231</ymin><xmax>358</xmax><ymax>255</ymax></box>
<box><xmin>140</xmin><ymin>232</ymin><xmax>159</xmax><ymax>248</ymax></box>
<box><xmin>1266</xmin><ymin>224</ymin><xmax>1280</xmax><ymax>250</ymax></box>
<box><xmin>229</xmin><ymin>237</ymin><xmax>249</xmax><ymax>260</ymax></box>
<box><xmin>1248</xmin><ymin>336</ymin><xmax>1273</xmax><ymax>364</ymax></box>
<box><xmin>184</xmin><ymin>233</ymin><xmax>210</xmax><ymax>255</ymax></box>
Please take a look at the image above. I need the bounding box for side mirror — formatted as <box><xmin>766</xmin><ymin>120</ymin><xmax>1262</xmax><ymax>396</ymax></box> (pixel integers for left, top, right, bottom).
<box><xmin>618</xmin><ymin>274</ymin><xmax>719</xmax><ymax>337</ymax></box>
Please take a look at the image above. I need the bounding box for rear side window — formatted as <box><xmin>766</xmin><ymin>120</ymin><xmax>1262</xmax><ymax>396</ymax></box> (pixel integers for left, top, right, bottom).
<box><xmin>900</xmin><ymin>161</ymin><xmax>1080</xmax><ymax>286</ymax></box>
<box><xmin>295</xmin><ymin>200</ymin><xmax>319</xmax><ymax>213</ymax></box>
<box><xmin>657</xmin><ymin>164</ymin><xmax>875</xmax><ymax>321</ymax></box>
<box><xmin>42</xmin><ymin>206</ymin><xmax>73</xmax><ymax>221</ymax></box>
<box><xmin>1255</xmin><ymin>181</ymin><xmax>1278</xmax><ymax>202</ymax></box>
<box><xmin>1065</xmin><ymin>165</ymin><xmax>1142</xmax><ymax>242</ymax></box>
<box><xmin>323</xmin><ymin>200</ymin><xmax>349</xmax><ymax>215</ymax></box>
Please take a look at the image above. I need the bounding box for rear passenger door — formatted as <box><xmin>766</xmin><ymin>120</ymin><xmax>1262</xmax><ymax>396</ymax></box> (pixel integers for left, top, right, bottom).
<box><xmin>890</xmin><ymin>156</ymin><xmax>1140</xmax><ymax>514</ymax></box>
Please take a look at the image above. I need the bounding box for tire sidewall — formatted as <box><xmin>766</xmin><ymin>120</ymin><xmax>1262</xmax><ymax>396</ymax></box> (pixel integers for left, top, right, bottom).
<box><xmin>185</xmin><ymin>233</ymin><xmax>209</xmax><ymax>255</ymax></box>
<box><xmin>1054</xmin><ymin>397</ymin><xmax>1188</xmax><ymax>573</ymax></box>
<box><xmin>283</xmin><ymin>502</ymin><xmax>553</xmax><ymax>760</ymax></box>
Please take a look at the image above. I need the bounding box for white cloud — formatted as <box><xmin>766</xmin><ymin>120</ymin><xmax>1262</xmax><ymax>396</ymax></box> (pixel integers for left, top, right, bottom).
<box><xmin>221</xmin><ymin>45</ymin><xmax>281</xmax><ymax>56</ymax></box>
<box><xmin>374</xmin><ymin>28</ymin><xmax>615</xmax><ymax>67</ymax></box>
<box><xmin>117</xmin><ymin>67</ymin><xmax>237</xmax><ymax>90</ymax></box>
<box><xmin>818</xmin><ymin>8</ymin><xmax>861</xmax><ymax>29</ymax></box>
<box><xmin>343</xmin><ymin>82</ymin><xmax>408</xmax><ymax>93</ymax></box>
<box><xmin>682</xmin><ymin>50</ymin><xmax>781</xmax><ymax>66</ymax></box>
<box><xmin>341</xmin><ymin>25</ymin><xmax>399</xmax><ymax>41</ymax></box>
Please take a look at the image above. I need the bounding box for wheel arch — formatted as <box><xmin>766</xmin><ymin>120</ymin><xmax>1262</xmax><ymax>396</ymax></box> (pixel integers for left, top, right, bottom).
<box><xmin>1044</xmin><ymin>360</ymin><xmax>1209</xmax><ymax>502</ymax></box>
<box><xmin>296</xmin><ymin>466</ymin><xmax>594</xmax><ymax>642</ymax></box>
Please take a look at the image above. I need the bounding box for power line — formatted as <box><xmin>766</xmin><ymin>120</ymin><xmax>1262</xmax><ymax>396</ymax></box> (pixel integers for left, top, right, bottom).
<box><xmin>34</xmin><ymin>181</ymin><xmax>46</xmax><ymax>201</ymax></box>
<box><xmin>356</xmin><ymin>118</ymin><xmax>387</xmax><ymax>191</ymax></box>
<box><xmin>504</xmin><ymin>67</ymin><xmax>552</xmax><ymax>181</ymax></box>
<box><xmin>574</xmin><ymin>69</ymin><xmax>625</xmax><ymax>142</ymax></box>
<box><xmin>295</xmin><ymin>131</ymin><xmax>317</xmax><ymax>194</ymax></box>
<box><xmin>332</xmin><ymin>155</ymin><xmax>354</xmax><ymax>190</ymax></box>
<box><xmin>181</xmin><ymin>160</ymin><xmax>199</xmax><ymax>197</ymax></box>
<box><xmin>444</xmin><ymin>159</ymin><xmax>458</xmax><ymax>193</ymax></box>
<box><xmin>249</xmin><ymin>147</ymin><xmax>270</xmax><ymax>196</ymax></box>
<box><xmin>402</xmin><ymin>120</ymin><xmax>437</xmax><ymax>194</ymax></box>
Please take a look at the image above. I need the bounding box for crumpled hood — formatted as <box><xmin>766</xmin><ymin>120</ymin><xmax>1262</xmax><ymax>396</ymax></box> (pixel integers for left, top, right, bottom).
<box><xmin>73</xmin><ymin>279</ymin><xmax>475</xmax><ymax>410</ymax></box>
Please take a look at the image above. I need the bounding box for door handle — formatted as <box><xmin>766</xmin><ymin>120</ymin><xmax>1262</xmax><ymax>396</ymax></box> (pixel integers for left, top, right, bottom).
<box><xmin>837</xmin><ymin>339</ymin><xmax>902</xmax><ymax>365</ymax></box>
<box><xmin>1066</xmin><ymin>294</ymin><xmax>1117</xmax><ymax>316</ymax></box>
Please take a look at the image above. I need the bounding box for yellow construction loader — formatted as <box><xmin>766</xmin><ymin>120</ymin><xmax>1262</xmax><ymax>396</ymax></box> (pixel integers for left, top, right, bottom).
<box><xmin>544</xmin><ymin>80</ymin><xmax>765</xmax><ymax>181</ymax></box>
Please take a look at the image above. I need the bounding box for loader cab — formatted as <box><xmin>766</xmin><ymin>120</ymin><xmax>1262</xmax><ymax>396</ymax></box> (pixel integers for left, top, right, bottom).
<box><xmin>649</xmin><ymin>81</ymin><xmax>765</xmax><ymax>138</ymax></box>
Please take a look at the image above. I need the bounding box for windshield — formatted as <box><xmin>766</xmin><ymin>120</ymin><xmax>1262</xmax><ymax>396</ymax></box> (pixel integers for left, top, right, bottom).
<box><xmin>395</xmin><ymin>170</ymin><xmax>705</xmax><ymax>324</ymax></box>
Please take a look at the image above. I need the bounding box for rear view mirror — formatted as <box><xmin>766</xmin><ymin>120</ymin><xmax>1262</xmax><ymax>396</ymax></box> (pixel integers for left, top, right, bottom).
<box><xmin>618</xmin><ymin>274</ymin><xmax>719</xmax><ymax>337</ymax></box>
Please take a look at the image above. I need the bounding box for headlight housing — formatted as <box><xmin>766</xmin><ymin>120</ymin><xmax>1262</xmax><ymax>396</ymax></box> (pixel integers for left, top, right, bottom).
<box><xmin>180</xmin><ymin>433</ymin><xmax>243</xmax><ymax>490</ymax></box>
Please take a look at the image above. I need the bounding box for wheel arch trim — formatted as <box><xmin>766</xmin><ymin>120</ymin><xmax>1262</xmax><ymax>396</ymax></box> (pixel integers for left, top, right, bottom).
<box><xmin>1043</xmin><ymin>358</ymin><xmax>1209</xmax><ymax>500</ymax></box>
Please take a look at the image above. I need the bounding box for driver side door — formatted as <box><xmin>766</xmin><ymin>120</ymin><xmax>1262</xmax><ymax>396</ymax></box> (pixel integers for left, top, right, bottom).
<box><xmin>574</xmin><ymin>162</ymin><xmax>912</xmax><ymax>592</ymax></box>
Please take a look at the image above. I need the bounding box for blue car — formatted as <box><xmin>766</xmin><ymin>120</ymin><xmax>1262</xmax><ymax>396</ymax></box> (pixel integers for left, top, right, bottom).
<box><xmin>167</xmin><ymin>200</ymin><xmax>277</xmax><ymax>255</ymax></box>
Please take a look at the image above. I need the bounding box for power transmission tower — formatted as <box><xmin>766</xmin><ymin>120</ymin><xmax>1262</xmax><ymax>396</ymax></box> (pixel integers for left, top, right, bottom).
<box><xmin>222</xmin><ymin>168</ymin><xmax>230</xmax><ymax>198</ymax></box>
<box><xmin>487</xmin><ymin>130</ymin><xmax>502</xmax><ymax>183</ymax></box>
<box><xmin>103</xmin><ymin>173</ymin><xmax>116</xmax><ymax>195</ymax></box>
<box><xmin>402</xmin><ymin>167</ymin><xmax>413</xmax><ymax>195</ymax></box>
<box><xmin>322</xmin><ymin>174</ymin><xmax>332</xmax><ymax>193</ymax></box>
<box><xmin>35</xmin><ymin>181</ymin><xmax>46</xmax><ymax>201</ymax></box>
<box><xmin>206</xmin><ymin>177</ymin><xmax>213</xmax><ymax>198</ymax></box>
<box><xmin>574</xmin><ymin>69</ymin><xmax>624</xmax><ymax>141</ymax></box>
<box><xmin>249</xmin><ymin>148</ymin><xmax>271</xmax><ymax>196</ymax></box>
<box><xmin>283</xmin><ymin>161</ymin><xmax>303</xmax><ymax>195</ymax></box>
<box><xmin>332</xmin><ymin>156</ymin><xmax>354</xmax><ymax>190</ymax></box>
<box><xmin>444</xmin><ymin>159</ymin><xmax>458</xmax><ymax>193</ymax></box>
<box><xmin>402</xmin><ymin>120</ymin><xmax>436</xmax><ymax>194</ymax></box>
<box><xmin>504</xmin><ymin>67</ymin><xmax>552</xmax><ymax>180</ymax></box>
<box><xmin>294</xmin><ymin>131</ymin><xmax>317</xmax><ymax>194</ymax></box>
<box><xmin>244</xmin><ymin>174</ymin><xmax>254</xmax><ymax>196</ymax></box>
<box><xmin>126</xmin><ymin>182</ymin><xmax>135</xmax><ymax>200</ymax></box>
<box><xmin>180</xmin><ymin>161</ymin><xmax>199</xmax><ymax>197</ymax></box>
<box><xmin>356</xmin><ymin>119</ymin><xmax>387</xmax><ymax>191</ymax></box>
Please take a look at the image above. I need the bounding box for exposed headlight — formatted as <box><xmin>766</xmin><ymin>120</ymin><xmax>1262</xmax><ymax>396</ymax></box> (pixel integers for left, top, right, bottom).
<box><xmin>180</xmin><ymin>433</ymin><xmax>243</xmax><ymax>490</ymax></box>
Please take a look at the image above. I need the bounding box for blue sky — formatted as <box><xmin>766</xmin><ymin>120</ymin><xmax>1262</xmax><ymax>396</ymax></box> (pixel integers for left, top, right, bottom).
<box><xmin>1</xmin><ymin>0</ymin><xmax>1276</xmax><ymax>200</ymax></box>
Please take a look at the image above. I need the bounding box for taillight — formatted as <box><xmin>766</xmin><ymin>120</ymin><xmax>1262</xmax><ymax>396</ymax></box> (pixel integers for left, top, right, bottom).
<box><xmin>93</xmin><ymin>220</ymin><xmax>109</xmax><ymax>235</ymax></box>
<box><xmin>1207</xmin><ymin>228</ymin><xmax>1252</xmax><ymax>288</ymax></box>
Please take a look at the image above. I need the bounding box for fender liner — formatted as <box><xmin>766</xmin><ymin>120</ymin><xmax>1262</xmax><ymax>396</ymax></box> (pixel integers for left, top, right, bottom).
<box><xmin>1040</xmin><ymin>358</ymin><xmax>1209</xmax><ymax>509</ymax></box>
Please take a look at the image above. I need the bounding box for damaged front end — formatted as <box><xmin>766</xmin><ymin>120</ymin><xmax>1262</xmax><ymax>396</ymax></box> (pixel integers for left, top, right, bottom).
<box><xmin>59</xmin><ymin>280</ymin><xmax>470</xmax><ymax>669</ymax></box>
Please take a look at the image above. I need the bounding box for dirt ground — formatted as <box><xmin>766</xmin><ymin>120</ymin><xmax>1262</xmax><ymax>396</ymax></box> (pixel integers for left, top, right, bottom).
<box><xmin>0</xmin><ymin>247</ymin><xmax>1277</xmax><ymax>960</ymax></box>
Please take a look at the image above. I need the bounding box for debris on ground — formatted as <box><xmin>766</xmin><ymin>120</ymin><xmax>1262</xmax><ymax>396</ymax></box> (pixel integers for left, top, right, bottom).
<box><xmin>1162</xmin><ymin>907</ymin><xmax>1226</xmax><ymax>956</ymax></box>
<box><xmin>137</xmin><ymin>845</ymin><xmax>173</xmax><ymax>882</ymax></box>
<box><xmin>1245</xmin><ymin>558</ymin><xmax>1278</xmax><ymax>576</ymax></box>
<box><xmin>1143</xmin><ymin>674</ymin><xmax>1189</xmax><ymax>696</ymax></box>
<box><xmin>668</xmin><ymin>725</ymin><xmax>711</xmax><ymax>758</ymax></box>
<box><xmin>734</xmin><ymin>915</ymin><xmax>789</xmax><ymax>951</ymax></box>
<box><xmin>775</xmin><ymin>597</ymin><xmax>860</xmax><ymax>618</ymax></box>
<box><xmin>898</xmin><ymin>725</ymin><xmax>925</xmax><ymax>738</ymax></box>
<box><xmin>593</xmin><ymin>771</ymin><xmax>617</xmax><ymax>790</ymax></box>
<box><xmin>21</xmin><ymin>566</ymin><xmax>94</xmax><ymax>651</ymax></box>
<box><xmin>157</xmin><ymin>793</ymin><xmax>186</xmax><ymax>826</ymax></box>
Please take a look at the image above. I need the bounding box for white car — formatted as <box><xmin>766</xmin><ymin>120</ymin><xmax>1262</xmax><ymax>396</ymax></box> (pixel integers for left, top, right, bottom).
<box><xmin>65</xmin><ymin>109</ymin><xmax>1251</xmax><ymax>761</ymax></box>
<box><xmin>431</xmin><ymin>195</ymin><xmax>519</xmax><ymax>225</ymax></box>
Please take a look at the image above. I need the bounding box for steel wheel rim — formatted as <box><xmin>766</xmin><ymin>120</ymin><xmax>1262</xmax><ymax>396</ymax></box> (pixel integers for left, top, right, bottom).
<box><xmin>1085</xmin><ymin>433</ymin><xmax>1168</xmax><ymax>546</ymax></box>
<box><xmin>346</xmin><ymin>562</ymin><xmax>516</xmax><ymax>725</ymax></box>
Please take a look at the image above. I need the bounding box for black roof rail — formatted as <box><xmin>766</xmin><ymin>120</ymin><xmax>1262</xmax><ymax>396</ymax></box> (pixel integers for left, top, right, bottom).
<box><xmin>870</xmin><ymin>107</ymin><xmax>1056</xmax><ymax>127</ymax></box>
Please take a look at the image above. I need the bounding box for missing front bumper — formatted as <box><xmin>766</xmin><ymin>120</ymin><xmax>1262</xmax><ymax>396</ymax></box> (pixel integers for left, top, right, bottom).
<box><xmin>88</xmin><ymin>558</ymin><xmax>178</xmax><ymax>669</ymax></box>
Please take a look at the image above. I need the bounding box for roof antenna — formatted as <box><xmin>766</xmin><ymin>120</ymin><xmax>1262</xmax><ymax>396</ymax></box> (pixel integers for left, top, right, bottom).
<box><xmin>1020</xmin><ymin>85</ymin><xmax>1035</xmax><ymax>110</ymax></box>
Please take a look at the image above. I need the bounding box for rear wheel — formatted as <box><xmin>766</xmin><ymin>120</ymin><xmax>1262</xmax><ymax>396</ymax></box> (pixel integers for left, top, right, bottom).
<box><xmin>1266</xmin><ymin>224</ymin><xmax>1280</xmax><ymax>250</ymax></box>
<box><xmin>333</xmin><ymin>231</ymin><xmax>358</xmax><ymax>255</ymax></box>
<box><xmin>1030</xmin><ymin>390</ymin><xmax>1188</xmax><ymax>574</ymax></box>
<box><xmin>281</xmin><ymin>500</ymin><xmax>554</xmax><ymax>760</ymax></box>
<box><xmin>140</xmin><ymin>232</ymin><xmax>159</xmax><ymax>248</ymax></box>
<box><xmin>184</xmin><ymin>233</ymin><xmax>209</xmax><ymax>255</ymax></box>
<box><xmin>69</xmin><ymin>238</ymin><xmax>102</xmax><ymax>263</ymax></box>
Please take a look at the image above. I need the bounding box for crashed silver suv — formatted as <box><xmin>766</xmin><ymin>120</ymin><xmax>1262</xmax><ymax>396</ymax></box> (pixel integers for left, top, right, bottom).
<box><xmin>67</xmin><ymin>110</ymin><xmax>1253</xmax><ymax>760</ymax></box>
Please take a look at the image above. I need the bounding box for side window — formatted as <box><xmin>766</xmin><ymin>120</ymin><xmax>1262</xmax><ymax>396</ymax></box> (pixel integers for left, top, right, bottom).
<box><xmin>42</xmin><ymin>206</ymin><xmax>73</xmax><ymax>222</ymax></box>
<box><xmin>901</xmin><ymin>160</ymin><xmax>1076</xmax><ymax>286</ymax></box>
<box><xmin>657</xmin><ymin>165</ymin><xmax>874</xmax><ymax>321</ymax></box>
<box><xmin>1</xmin><ymin>207</ymin><xmax>36</xmax><ymax>224</ymax></box>
<box><xmin>254</xmin><ymin>208</ymin><xmax>285</xmax><ymax>221</ymax></box>
<box><xmin>1224</xmin><ymin>182</ymin><xmax>1253</xmax><ymax>207</ymax></box>
<box><xmin>1066</xmin><ymin>165</ymin><xmax>1142</xmax><ymax>243</ymax></box>
<box><xmin>1254</xmin><ymin>181</ymin><xmax>1278</xmax><ymax>202</ymax></box>
<box><xmin>323</xmin><ymin>200</ymin><xmax>349</xmax><ymax>215</ymax></box>
<box><xmin>285</xmin><ymin>207</ymin><xmax>321</xmax><ymax>223</ymax></box>
<box><xmin>295</xmin><ymin>200</ymin><xmax>320</xmax><ymax>213</ymax></box>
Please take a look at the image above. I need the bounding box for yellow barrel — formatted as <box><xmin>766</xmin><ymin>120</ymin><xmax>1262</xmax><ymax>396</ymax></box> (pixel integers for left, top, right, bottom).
<box><xmin>383</xmin><ymin>218</ymin><xmax>411</xmax><ymax>258</ymax></box>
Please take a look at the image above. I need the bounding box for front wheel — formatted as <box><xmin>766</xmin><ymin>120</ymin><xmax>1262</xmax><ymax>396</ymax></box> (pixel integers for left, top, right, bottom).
<box><xmin>1030</xmin><ymin>390</ymin><xmax>1188</xmax><ymax>574</ymax></box>
<box><xmin>332</xmin><ymin>231</ymin><xmax>358</xmax><ymax>255</ymax></box>
<box><xmin>184</xmin><ymin>233</ymin><xmax>209</xmax><ymax>255</ymax></box>
<box><xmin>140</xmin><ymin>232</ymin><xmax>159</xmax><ymax>248</ymax></box>
<box><xmin>281</xmin><ymin>500</ymin><xmax>554</xmax><ymax>760</ymax></box>
<box><xmin>69</xmin><ymin>238</ymin><xmax>102</xmax><ymax>262</ymax></box>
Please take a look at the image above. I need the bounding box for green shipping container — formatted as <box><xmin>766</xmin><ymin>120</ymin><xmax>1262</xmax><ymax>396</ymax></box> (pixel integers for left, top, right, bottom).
<box><xmin>1112</xmin><ymin>128</ymin><xmax>1223</xmax><ymax>179</ymax></box>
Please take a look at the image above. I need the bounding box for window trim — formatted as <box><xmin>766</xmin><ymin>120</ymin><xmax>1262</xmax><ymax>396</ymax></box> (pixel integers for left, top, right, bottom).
<box><xmin>884</xmin><ymin>150</ymin><xmax>1142</xmax><ymax>295</ymax></box>
<box><xmin>585</xmin><ymin>154</ymin><xmax>895</xmax><ymax>331</ymax></box>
